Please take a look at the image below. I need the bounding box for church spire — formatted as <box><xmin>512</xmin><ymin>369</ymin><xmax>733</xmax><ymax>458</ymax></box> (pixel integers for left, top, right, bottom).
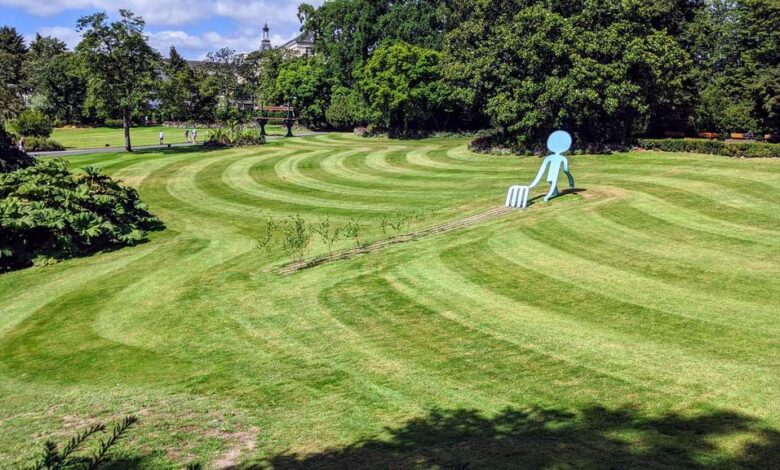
<box><xmin>261</xmin><ymin>21</ymin><xmax>272</xmax><ymax>51</ymax></box>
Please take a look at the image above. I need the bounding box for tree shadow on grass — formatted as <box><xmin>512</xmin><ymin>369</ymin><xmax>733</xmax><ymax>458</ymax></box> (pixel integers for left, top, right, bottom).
<box><xmin>260</xmin><ymin>405</ymin><xmax>779</xmax><ymax>469</ymax></box>
<box><xmin>133</xmin><ymin>144</ymin><xmax>230</xmax><ymax>156</ymax></box>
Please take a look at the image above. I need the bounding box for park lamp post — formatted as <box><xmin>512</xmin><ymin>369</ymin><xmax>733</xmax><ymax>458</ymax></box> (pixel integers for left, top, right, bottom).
<box><xmin>284</xmin><ymin>97</ymin><xmax>296</xmax><ymax>138</ymax></box>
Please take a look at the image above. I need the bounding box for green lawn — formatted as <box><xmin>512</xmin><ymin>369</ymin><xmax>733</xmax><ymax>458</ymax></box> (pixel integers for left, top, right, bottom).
<box><xmin>51</xmin><ymin>125</ymin><xmax>288</xmax><ymax>150</ymax></box>
<box><xmin>1</xmin><ymin>134</ymin><xmax>778</xmax><ymax>468</ymax></box>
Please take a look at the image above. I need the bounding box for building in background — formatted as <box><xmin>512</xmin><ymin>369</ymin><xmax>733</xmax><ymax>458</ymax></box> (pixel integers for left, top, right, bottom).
<box><xmin>280</xmin><ymin>32</ymin><xmax>315</xmax><ymax>57</ymax></box>
<box><xmin>261</xmin><ymin>23</ymin><xmax>314</xmax><ymax>57</ymax></box>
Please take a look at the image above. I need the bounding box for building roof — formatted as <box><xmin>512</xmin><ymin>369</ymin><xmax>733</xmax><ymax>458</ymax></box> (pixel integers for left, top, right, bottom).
<box><xmin>281</xmin><ymin>32</ymin><xmax>315</xmax><ymax>49</ymax></box>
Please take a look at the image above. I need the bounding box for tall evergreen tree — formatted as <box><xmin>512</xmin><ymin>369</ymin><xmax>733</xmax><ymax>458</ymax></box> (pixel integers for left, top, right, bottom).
<box><xmin>0</xmin><ymin>26</ymin><xmax>28</xmax><ymax>119</ymax></box>
<box><xmin>159</xmin><ymin>46</ymin><xmax>199</xmax><ymax>121</ymax></box>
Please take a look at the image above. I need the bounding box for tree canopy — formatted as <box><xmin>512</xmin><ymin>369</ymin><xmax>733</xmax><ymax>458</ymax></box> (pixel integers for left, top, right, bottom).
<box><xmin>75</xmin><ymin>10</ymin><xmax>160</xmax><ymax>151</ymax></box>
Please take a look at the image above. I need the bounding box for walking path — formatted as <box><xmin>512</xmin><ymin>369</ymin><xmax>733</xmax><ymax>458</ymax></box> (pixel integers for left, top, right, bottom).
<box><xmin>30</xmin><ymin>133</ymin><xmax>321</xmax><ymax>158</ymax></box>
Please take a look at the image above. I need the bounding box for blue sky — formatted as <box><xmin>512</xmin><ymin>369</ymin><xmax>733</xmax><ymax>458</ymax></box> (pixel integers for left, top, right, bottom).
<box><xmin>1</xmin><ymin>0</ymin><xmax>323</xmax><ymax>59</ymax></box>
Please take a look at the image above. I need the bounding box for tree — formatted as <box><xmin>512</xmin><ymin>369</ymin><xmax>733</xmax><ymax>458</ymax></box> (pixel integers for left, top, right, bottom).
<box><xmin>738</xmin><ymin>0</ymin><xmax>780</xmax><ymax>133</ymax></box>
<box><xmin>192</xmin><ymin>68</ymin><xmax>220</xmax><ymax>123</ymax></box>
<box><xmin>159</xmin><ymin>46</ymin><xmax>199</xmax><ymax>121</ymax></box>
<box><xmin>0</xmin><ymin>26</ymin><xmax>28</xmax><ymax>119</ymax></box>
<box><xmin>75</xmin><ymin>10</ymin><xmax>161</xmax><ymax>151</ymax></box>
<box><xmin>273</xmin><ymin>56</ymin><xmax>331</xmax><ymax>128</ymax></box>
<box><xmin>242</xmin><ymin>48</ymin><xmax>296</xmax><ymax>107</ymax></box>
<box><xmin>358</xmin><ymin>42</ymin><xmax>455</xmax><ymax>133</ymax></box>
<box><xmin>326</xmin><ymin>86</ymin><xmax>368</xmax><ymax>129</ymax></box>
<box><xmin>7</xmin><ymin>109</ymin><xmax>53</xmax><ymax>137</ymax></box>
<box><xmin>298</xmin><ymin>0</ymin><xmax>455</xmax><ymax>86</ymax></box>
<box><xmin>690</xmin><ymin>0</ymin><xmax>780</xmax><ymax>134</ymax></box>
<box><xmin>24</xmin><ymin>35</ymin><xmax>86</xmax><ymax>124</ymax></box>
<box><xmin>205</xmin><ymin>47</ymin><xmax>244</xmax><ymax>118</ymax></box>
<box><xmin>444</xmin><ymin>1</ymin><xmax>694</xmax><ymax>146</ymax></box>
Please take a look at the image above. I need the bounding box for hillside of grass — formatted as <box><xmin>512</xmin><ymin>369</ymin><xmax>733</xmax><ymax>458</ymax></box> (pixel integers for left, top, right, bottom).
<box><xmin>1</xmin><ymin>134</ymin><xmax>778</xmax><ymax>468</ymax></box>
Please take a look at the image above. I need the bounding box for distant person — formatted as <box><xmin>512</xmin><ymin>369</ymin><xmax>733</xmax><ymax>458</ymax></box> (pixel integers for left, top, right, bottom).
<box><xmin>159</xmin><ymin>130</ymin><xmax>164</xmax><ymax>145</ymax></box>
<box><xmin>184</xmin><ymin>128</ymin><xmax>190</xmax><ymax>143</ymax></box>
<box><xmin>192</xmin><ymin>128</ymin><xmax>198</xmax><ymax>143</ymax></box>
<box><xmin>18</xmin><ymin>137</ymin><xmax>25</xmax><ymax>153</ymax></box>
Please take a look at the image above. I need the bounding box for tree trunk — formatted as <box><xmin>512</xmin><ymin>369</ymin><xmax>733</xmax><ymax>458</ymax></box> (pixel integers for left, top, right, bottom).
<box><xmin>123</xmin><ymin>110</ymin><xmax>132</xmax><ymax>152</ymax></box>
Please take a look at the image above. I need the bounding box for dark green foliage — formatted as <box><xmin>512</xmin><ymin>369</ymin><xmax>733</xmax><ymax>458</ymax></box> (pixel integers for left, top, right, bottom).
<box><xmin>325</xmin><ymin>87</ymin><xmax>368</xmax><ymax>130</ymax></box>
<box><xmin>446</xmin><ymin>1</ymin><xmax>693</xmax><ymax>147</ymax></box>
<box><xmin>158</xmin><ymin>47</ymin><xmax>201</xmax><ymax>122</ymax></box>
<box><xmin>204</xmin><ymin>47</ymin><xmax>245</xmax><ymax>117</ymax></box>
<box><xmin>8</xmin><ymin>109</ymin><xmax>54</xmax><ymax>137</ymax></box>
<box><xmin>358</xmin><ymin>42</ymin><xmax>457</xmax><ymax>133</ymax></box>
<box><xmin>23</xmin><ymin>137</ymin><xmax>65</xmax><ymax>152</ymax></box>
<box><xmin>298</xmin><ymin>0</ymin><xmax>454</xmax><ymax>86</ymax></box>
<box><xmin>0</xmin><ymin>122</ymin><xmax>34</xmax><ymax>173</ymax></box>
<box><xmin>23</xmin><ymin>35</ymin><xmax>87</xmax><ymax>125</ymax></box>
<box><xmin>0</xmin><ymin>160</ymin><xmax>161</xmax><ymax>272</ymax></box>
<box><xmin>638</xmin><ymin>138</ymin><xmax>780</xmax><ymax>158</ymax></box>
<box><xmin>76</xmin><ymin>10</ymin><xmax>161</xmax><ymax>151</ymax></box>
<box><xmin>273</xmin><ymin>56</ymin><xmax>331</xmax><ymax>128</ymax></box>
<box><xmin>693</xmin><ymin>0</ymin><xmax>780</xmax><ymax>134</ymax></box>
<box><xmin>0</xmin><ymin>26</ymin><xmax>28</xmax><ymax>119</ymax></box>
<box><xmin>30</xmin><ymin>416</ymin><xmax>138</xmax><ymax>470</ymax></box>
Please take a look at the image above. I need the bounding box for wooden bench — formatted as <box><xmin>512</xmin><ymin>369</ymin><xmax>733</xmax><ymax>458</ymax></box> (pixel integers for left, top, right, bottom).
<box><xmin>256</xmin><ymin>105</ymin><xmax>297</xmax><ymax>137</ymax></box>
<box><xmin>698</xmin><ymin>132</ymin><xmax>718</xmax><ymax>140</ymax></box>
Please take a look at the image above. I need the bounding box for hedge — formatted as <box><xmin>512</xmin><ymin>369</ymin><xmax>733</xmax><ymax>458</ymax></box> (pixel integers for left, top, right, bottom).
<box><xmin>637</xmin><ymin>139</ymin><xmax>780</xmax><ymax>158</ymax></box>
<box><xmin>24</xmin><ymin>137</ymin><xmax>65</xmax><ymax>152</ymax></box>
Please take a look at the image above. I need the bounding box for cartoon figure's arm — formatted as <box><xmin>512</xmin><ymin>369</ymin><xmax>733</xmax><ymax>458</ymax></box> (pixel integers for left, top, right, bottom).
<box><xmin>529</xmin><ymin>158</ymin><xmax>550</xmax><ymax>189</ymax></box>
<box><xmin>563</xmin><ymin>157</ymin><xmax>575</xmax><ymax>188</ymax></box>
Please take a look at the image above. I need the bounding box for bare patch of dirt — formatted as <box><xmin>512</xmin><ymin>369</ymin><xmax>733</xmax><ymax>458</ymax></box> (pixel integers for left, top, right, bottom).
<box><xmin>212</xmin><ymin>428</ymin><xmax>258</xmax><ymax>469</ymax></box>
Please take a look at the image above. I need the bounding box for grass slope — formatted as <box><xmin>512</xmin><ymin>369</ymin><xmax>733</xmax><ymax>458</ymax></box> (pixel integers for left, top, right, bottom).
<box><xmin>51</xmin><ymin>125</ymin><xmax>286</xmax><ymax>150</ymax></box>
<box><xmin>0</xmin><ymin>134</ymin><xmax>778</xmax><ymax>468</ymax></box>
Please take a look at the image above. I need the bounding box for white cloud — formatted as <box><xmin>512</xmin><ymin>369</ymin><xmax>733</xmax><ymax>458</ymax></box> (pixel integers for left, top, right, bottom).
<box><xmin>0</xmin><ymin>0</ymin><xmax>323</xmax><ymax>27</ymax></box>
<box><xmin>33</xmin><ymin>26</ymin><xmax>83</xmax><ymax>49</ymax></box>
<box><xmin>30</xmin><ymin>25</ymin><xmax>297</xmax><ymax>58</ymax></box>
<box><xmin>8</xmin><ymin>0</ymin><xmax>324</xmax><ymax>58</ymax></box>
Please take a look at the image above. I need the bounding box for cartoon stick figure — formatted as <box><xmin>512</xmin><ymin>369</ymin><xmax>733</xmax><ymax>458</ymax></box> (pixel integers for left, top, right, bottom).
<box><xmin>529</xmin><ymin>130</ymin><xmax>576</xmax><ymax>202</ymax></box>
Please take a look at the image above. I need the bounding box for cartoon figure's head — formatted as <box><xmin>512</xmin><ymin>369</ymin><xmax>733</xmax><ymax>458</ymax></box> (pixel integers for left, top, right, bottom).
<box><xmin>547</xmin><ymin>130</ymin><xmax>572</xmax><ymax>155</ymax></box>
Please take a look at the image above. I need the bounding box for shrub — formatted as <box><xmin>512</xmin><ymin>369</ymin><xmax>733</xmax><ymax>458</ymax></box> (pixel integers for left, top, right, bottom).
<box><xmin>23</xmin><ymin>137</ymin><xmax>65</xmax><ymax>152</ymax></box>
<box><xmin>8</xmin><ymin>109</ymin><xmax>53</xmax><ymax>137</ymax></box>
<box><xmin>0</xmin><ymin>122</ymin><xmax>34</xmax><ymax>173</ymax></box>
<box><xmin>326</xmin><ymin>87</ymin><xmax>368</xmax><ymax>130</ymax></box>
<box><xmin>104</xmin><ymin>119</ymin><xmax>125</xmax><ymax>128</ymax></box>
<box><xmin>0</xmin><ymin>160</ymin><xmax>162</xmax><ymax>272</ymax></box>
<box><xmin>314</xmin><ymin>216</ymin><xmax>341</xmax><ymax>256</ymax></box>
<box><xmin>637</xmin><ymin>139</ymin><xmax>780</xmax><ymax>158</ymax></box>
<box><xmin>206</xmin><ymin>122</ymin><xmax>265</xmax><ymax>147</ymax></box>
<box><xmin>280</xmin><ymin>214</ymin><xmax>311</xmax><ymax>262</ymax></box>
<box><xmin>470</xmin><ymin>131</ymin><xmax>628</xmax><ymax>156</ymax></box>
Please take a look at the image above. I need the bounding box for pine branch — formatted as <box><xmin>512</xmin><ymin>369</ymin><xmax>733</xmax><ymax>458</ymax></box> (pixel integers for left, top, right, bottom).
<box><xmin>83</xmin><ymin>416</ymin><xmax>138</xmax><ymax>470</ymax></box>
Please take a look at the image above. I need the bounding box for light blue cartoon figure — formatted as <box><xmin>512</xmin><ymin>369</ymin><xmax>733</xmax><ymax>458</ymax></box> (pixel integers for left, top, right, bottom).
<box><xmin>505</xmin><ymin>130</ymin><xmax>576</xmax><ymax>208</ymax></box>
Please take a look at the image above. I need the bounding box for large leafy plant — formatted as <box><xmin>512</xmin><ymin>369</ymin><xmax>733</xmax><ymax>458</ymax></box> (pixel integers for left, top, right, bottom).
<box><xmin>0</xmin><ymin>159</ymin><xmax>162</xmax><ymax>272</ymax></box>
